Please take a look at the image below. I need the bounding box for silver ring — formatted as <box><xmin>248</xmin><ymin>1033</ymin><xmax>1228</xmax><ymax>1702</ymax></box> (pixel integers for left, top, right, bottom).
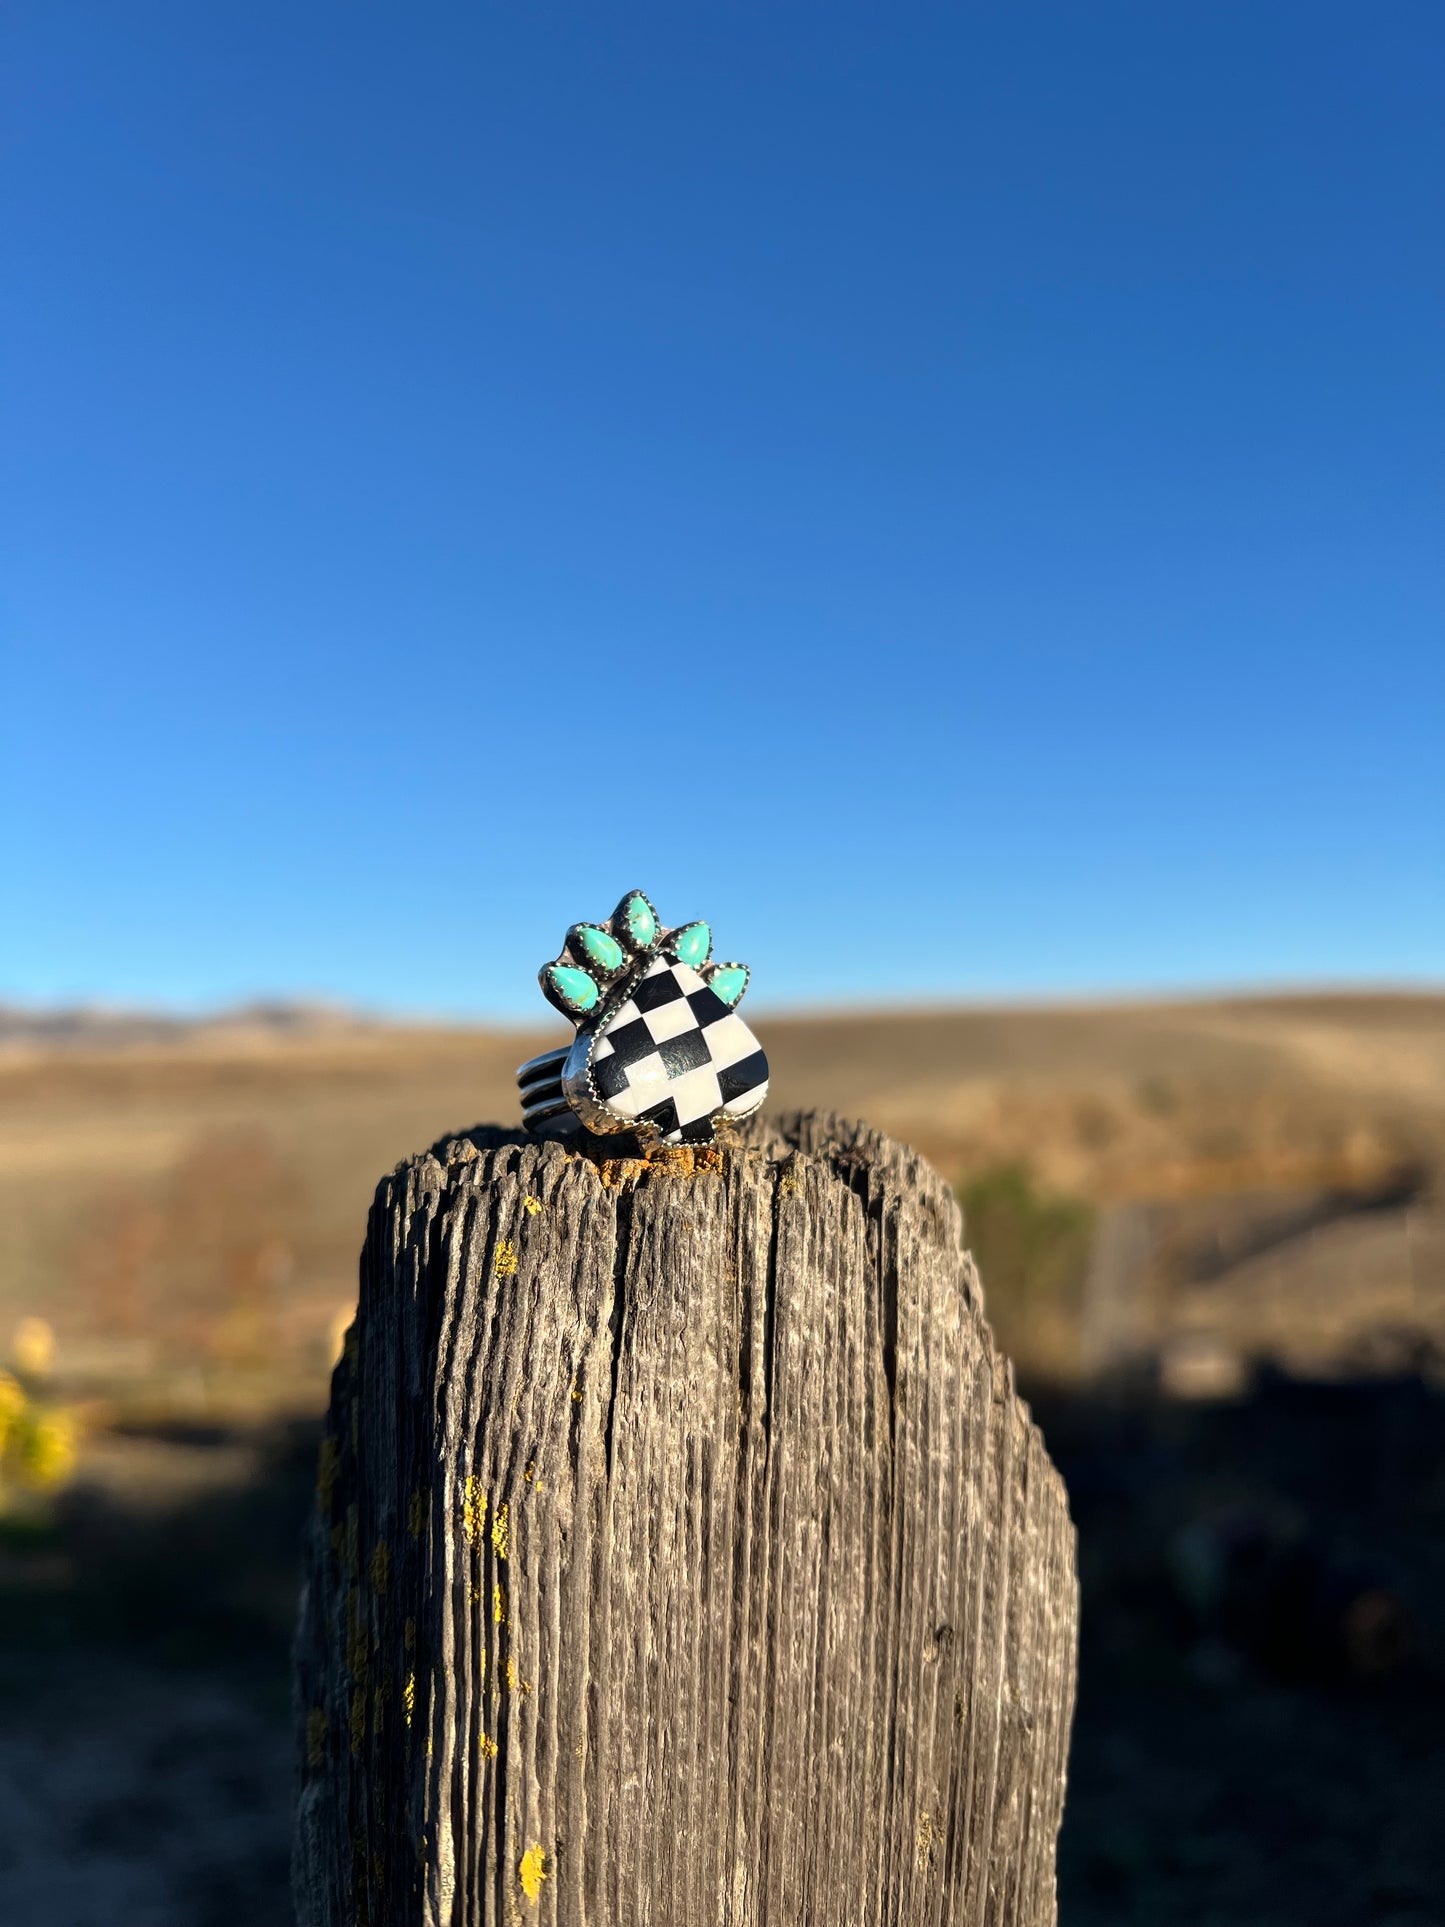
<box><xmin>515</xmin><ymin>1046</ymin><xmax>580</xmax><ymax>1136</ymax></box>
<box><xmin>516</xmin><ymin>889</ymin><xmax>769</xmax><ymax>1146</ymax></box>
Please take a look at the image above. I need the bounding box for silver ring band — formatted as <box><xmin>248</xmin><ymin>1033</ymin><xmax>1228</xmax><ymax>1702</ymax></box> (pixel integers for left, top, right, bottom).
<box><xmin>516</xmin><ymin>1046</ymin><xmax>581</xmax><ymax>1134</ymax></box>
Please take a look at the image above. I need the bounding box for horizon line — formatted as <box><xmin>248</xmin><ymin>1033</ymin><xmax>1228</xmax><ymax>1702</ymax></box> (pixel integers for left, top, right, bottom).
<box><xmin>3</xmin><ymin>975</ymin><xmax>1442</xmax><ymax>1037</ymax></box>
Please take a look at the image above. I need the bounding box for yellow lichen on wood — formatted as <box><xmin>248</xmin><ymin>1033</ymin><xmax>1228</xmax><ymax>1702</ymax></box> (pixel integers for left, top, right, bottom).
<box><xmin>403</xmin><ymin>1671</ymin><xmax>416</xmax><ymax>1728</ymax></box>
<box><xmin>494</xmin><ymin>1239</ymin><xmax>518</xmax><ymax>1277</ymax></box>
<box><xmin>494</xmin><ymin>1581</ymin><xmax>508</xmax><ymax>1626</ymax></box>
<box><xmin>480</xmin><ymin>1732</ymin><xmax>498</xmax><ymax>1758</ymax></box>
<box><xmin>501</xmin><ymin>1653</ymin><xmax>534</xmax><ymax>1695</ymax></box>
<box><xmin>462</xmin><ymin>1475</ymin><xmax>487</xmax><ymax>1546</ymax></box>
<box><xmin>519</xmin><ymin>1845</ymin><xmax>547</xmax><ymax>1904</ymax></box>
<box><xmin>916</xmin><ymin>1811</ymin><xmax>937</xmax><ymax>1873</ymax></box>
<box><xmin>523</xmin><ymin>1195</ymin><xmax>543</xmax><ymax>1215</ymax></box>
<box><xmin>491</xmin><ymin>1501</ymin><xmax>509</xmax><ymax>1560</ymax></box>
<box><xmin>408</xmin><ymin>1488</ymin><xmax>426</xmax><ymax>1539</ymax></box>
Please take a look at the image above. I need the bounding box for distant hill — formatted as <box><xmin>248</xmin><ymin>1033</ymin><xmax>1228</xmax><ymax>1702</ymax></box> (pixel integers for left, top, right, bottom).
<box><xmin>0</xmin><ymin>999</ymin><xmax>367</xmax><ymax>1048</ymax></box>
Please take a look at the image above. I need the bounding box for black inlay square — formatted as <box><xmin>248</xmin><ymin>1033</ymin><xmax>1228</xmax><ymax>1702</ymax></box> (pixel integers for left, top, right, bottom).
<box><xmin>592</xmin><ymin>1055</ymin><xmax>629</xmax><ymax>1100</ymax></box>
<box><xmin>686</xmin><ymin>986</ymin><xmax>732</xmax><ymax>1027</ymax></box>
<box><xmin>679</xmin><ymin>1120</ymin><xmax>716</xmax><ymax>1145</ymax></box>
<box><xmin>603</xmin><ymin>1018</ymin><xmax>655</xmax><ymax>1068</ymax></box>
<box><xmin>658</xmin><ymin>1029</ymin><xmax>710</xmax><ymax>1077</ymax></box>
<box><xmin>633</xmin><ymin>969</ymin><xmax>685</xmax><ymax>1014</ymax></box>
<box><xmin>638</xmin><ymin>1096</ymin><xmax>680</xmax><ymax>1137</ymax></box>
<box><xmin>718</xmin><ymin>1049</ymin><xmax>769</xmax><ymax>1104</ymax></box>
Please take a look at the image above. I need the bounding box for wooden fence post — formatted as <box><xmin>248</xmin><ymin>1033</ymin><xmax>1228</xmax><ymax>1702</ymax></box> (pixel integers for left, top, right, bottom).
<box><xmin>292</xmin><ymin>1110</ymin><xmax>1078</xmax><ymax>1926</ymax></box>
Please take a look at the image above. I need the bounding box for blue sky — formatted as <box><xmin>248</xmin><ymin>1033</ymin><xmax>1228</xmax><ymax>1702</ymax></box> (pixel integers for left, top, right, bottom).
<box><xmin>3</xmin><ymin>2</ymin><xmax>1441</xmax><ymax>1017</ymax></box>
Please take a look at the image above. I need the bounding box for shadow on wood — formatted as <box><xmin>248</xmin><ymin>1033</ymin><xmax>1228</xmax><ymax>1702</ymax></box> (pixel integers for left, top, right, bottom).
<box><xmin>293</xmin><ymin>1111</ymin><xmax>1077</xmax><ymax>1926</ymax></box>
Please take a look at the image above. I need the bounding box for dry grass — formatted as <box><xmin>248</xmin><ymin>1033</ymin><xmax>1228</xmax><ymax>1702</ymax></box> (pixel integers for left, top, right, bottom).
<box><xmin>1</xmin><ymin>991</ymin><xmax>1442</xmax><ymax>1408</ymax></box>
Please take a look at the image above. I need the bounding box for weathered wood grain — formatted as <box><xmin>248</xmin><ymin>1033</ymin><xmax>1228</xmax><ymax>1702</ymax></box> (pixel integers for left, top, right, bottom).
<box><xmin>292</xmin><ymin>1111</ymin><xmax>1077</xmax><ymax>1927</ymax></box>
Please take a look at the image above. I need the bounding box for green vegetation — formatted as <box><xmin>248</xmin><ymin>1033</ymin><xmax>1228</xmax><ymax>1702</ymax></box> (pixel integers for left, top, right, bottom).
<box><xmin>957</xmin><ymin>1163</ymin><xmax>1095</xmax><ymax>1375</ymax></box>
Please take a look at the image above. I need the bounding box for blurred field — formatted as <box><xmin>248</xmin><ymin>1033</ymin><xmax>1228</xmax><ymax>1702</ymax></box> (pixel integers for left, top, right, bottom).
<box><xmin>2</xmin><ymin>991</ymin><xmax>1443</xmax><ymax>1924</ymax></box>
<box><xmin>3</xmin><ymin>991</ymin><xmax>1443</xmax><ymax>1409</ymax></box>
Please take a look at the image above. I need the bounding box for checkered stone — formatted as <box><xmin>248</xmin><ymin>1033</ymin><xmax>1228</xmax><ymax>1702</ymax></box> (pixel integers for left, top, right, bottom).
<box><xmin>581</xmin><ymin>956</ymin><xmax>769</xmax><ymax>1143</ymax></box>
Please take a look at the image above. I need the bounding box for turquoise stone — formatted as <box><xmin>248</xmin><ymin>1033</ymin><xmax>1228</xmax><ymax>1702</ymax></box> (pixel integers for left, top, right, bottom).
<box><xmin>709</xmin><ymin>964</ymin><xmax>748</xmax><ymax>1007</ymax></box>
<box><xmin>672</xmin><ymin>921</ymin><xmax>711</xmax><ymax>967</ymax></box>
<box><xmin>547</xmin><ymin>965</ymin><xmax>599</xmax><ymax>1013</ymax></box>
<box><xmin>621</xmin><ymin>893</ymin><xmax>658</xmax><ymax>948</ymax></box>
<box><xmin>574</xmin><ymin>924</ymin><xmax>624</xmax><ymax>973</ymax></box>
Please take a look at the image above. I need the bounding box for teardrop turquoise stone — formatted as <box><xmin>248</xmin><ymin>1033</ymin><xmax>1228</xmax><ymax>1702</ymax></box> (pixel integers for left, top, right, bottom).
<box><xmin>547</xmin><ymin>965</ymin><xmax>599</xmax><ymax>1013</ymax></box>
<box><xmin>672</xmin><ymin>921</ymin><xmax>711</xmax><ymax>968</ymax></box>
<box><xmin>575</xmin><ymin>925</ymin><xmax>624</xmax><ymax>973</ymax></box>
<box><xmin>622</xmin><ymin>894</ymin><xmax>658</xmax><ymax>948</ymax></box>
<box><xmin>709</xmin><ymin>965</ymin><xmax>748</xmax><ymax>1007</ymax></box>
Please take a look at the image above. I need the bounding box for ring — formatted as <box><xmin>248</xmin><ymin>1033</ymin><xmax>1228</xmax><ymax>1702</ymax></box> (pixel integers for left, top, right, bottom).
<box><xmin>516</xmin><ymin>889</ymin><xmax>770</xmax><ymax>1145</ymax></box>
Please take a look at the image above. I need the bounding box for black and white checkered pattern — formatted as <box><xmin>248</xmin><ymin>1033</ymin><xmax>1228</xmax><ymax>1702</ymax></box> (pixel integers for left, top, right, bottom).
<box><xmin>587</xmin><ymin>956</ymin><xmax>769</xmax><ymax>1144</ymax></box>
